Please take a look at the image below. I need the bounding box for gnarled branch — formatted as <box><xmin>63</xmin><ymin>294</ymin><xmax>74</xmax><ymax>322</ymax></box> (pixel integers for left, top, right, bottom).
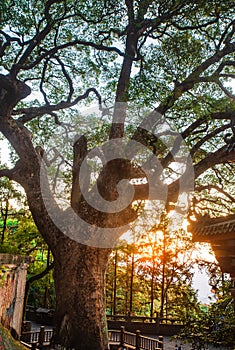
<box><xmin>14</xmin><ymin>87</ymin><xmax>102</xmax><ymax>124</ymax></box>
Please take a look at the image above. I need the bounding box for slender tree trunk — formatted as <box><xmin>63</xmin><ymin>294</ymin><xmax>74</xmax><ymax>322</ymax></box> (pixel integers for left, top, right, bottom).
<box><xmin>160</xmin><ymin>234</ymin><xmax>166</xmax><ymax>319</ymax></box>
<box><xmin>43</xmin><ymin>249</ymin><xmax>51</xmax><ymax>307</ymax></box>
<box><xmin>52</xmin><ymin>239</ymin><xmax>111</xmax><ymax>350</ymax></box>
<box><xmin>1</xmin><ymin>198</ymin><xmax>9</xmax><ymax>243</ymax></box>
<box><xmin>150</xmin><ymin>259</ymin><xmax>155</xmax><ymax>319</ymax></box>
<box><xmin>113</xmin><ymin>250</ymin><xmax>118</xmax><ymax>315</ymax></box>
<box><xmin>129</xmin><ymin>252</ymin><xmax>134</xmax><ymax>315</ymax></box>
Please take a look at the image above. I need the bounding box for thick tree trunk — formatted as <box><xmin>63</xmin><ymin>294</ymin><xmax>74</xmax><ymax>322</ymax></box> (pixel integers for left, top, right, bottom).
<box><xmin>52</xmin><ymin>238</ymin><xmax>111</xmax><ymax>350</ymax></box>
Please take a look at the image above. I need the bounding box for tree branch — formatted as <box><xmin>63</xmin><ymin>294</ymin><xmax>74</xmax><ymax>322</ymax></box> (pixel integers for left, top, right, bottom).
<box><xmin>109</xmin><ymin>27</ymin><xmax>138</xmax><ymax>139</ymax></box>
<box><xmin>14</xmin><ymin>87</ymin><xmax>102</xmax><ymax>123</ymax></box>
<box><xmin>181</xmin><ymin>116</ymin><xmax>208</xmax><ymax>139</ymax></box>
<box><xmin>14</xmin><ymin>39</ymin><xmax>125</xmax><ymax>72</ymax></box>
<box><xmin>194</xmin><ymin>145</ymin><xmax>235</xmax><ymax>179</ymax></box>
<box><xmin>54</xmin><ymin>56</ymin><xmax>74</xmax><ymax>102</ymax></box>
<box><xmin>0</xmin><ymin>168</ymin><xmax>14</xmax><ymax>180</ymax></box>
<box><xmin>211</xmin><ymin>110</ymin><xmax>235</xmax><ymax>120</ymax></box>
<box><xmin>217</xmin><ymin>80</ymin><xmax>235</xmax><ymax>101</ymax></box>
<box><xmin>10</xmin><ymin>20</ymin><xmax>55</xmax><ymax>78</ymax></box>
<box><xmin>27</xmin><ymin>261</ymin><xmax>55</xmax><ymax>286</ymax></box>
<box><xmin>71</xmin><ymin>135</ymin><xmax>88</xmax><ymax>212</ymax></box>
<box><xmin>131</xmin><ymin>41</ymin><xmax>235</xmax><ymax>146</ymax></box>
<box><xmin>125</xmin><ymin>0</ymin><xmax>134</xmax><ymax>23</ymax></box>
<box><xmin>0</xmin><ymin>30</ymin><xmax>24</xmax><ymax>58</ymax></box>
<box><xmin>195</xmin><ymin>184</ymin><xmax>235</xmax><ymax>203</ymax></box>
<box><xmin>190</xmin><ymin>124</ymin><xmax>231</xmax><ymax>157</ymax></box>
<box><xmin>172</xmin><ymin>17</ymin><xmax>219</xmax><ymax>31</ymax></box>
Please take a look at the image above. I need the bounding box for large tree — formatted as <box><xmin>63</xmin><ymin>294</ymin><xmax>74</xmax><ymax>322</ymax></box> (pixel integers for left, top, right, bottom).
<box><xmin>1</xmin><ymin>1</ymin><xmax>235</xmax><ymax>349</ymax></box>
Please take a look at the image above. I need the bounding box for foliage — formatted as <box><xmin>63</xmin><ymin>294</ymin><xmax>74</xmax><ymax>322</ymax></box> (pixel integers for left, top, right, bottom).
<box><xmin>0</xmin><ymin>177</ymin><xmax>55</xmax><ymax>308</ymax></box>
<box><xmin>0</xmin><ymin>177</ymin><xmax>22</xmax><ymax>244</ymax></box>
<box><xmin>106</xmin><ymin>213</ymin><xmax>200</xmax><ymax>320</ymax></box>
<box><xmin>1</xmin><ymin>0</ymin><xmax>235</xmax><ymax>348</ymax></box>
<box><xmin>176</xmin><ymin>271</ymin><xmax>235</xmax><ymax>349</ymax></box>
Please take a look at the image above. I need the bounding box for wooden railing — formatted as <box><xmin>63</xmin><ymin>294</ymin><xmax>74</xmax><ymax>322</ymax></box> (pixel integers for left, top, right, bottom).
<box><xmin>109</xmin><ymin>326</ymin><xmax>163</xmax><ymax>350</ymax></box>
<box><xmin>21</xmin><ymin>326</ymin><xmax>54</xmax><ymax>348</ymax></box>
<box><xmin>21</xmin><ymin>326</ymin><xmax>163</xmax><ymax>350</ymax></box>
<box><xmin>107</xmin><ymin>314</ymin><xmax>182</xmax><ymax>325</ymax></box>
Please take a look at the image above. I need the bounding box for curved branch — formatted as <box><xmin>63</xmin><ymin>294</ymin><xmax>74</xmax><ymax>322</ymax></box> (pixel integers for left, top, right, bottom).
<box><xmin>217</xmin><ymin>20</ymin><xmax>235</xmax><ymax>49</ymax></box>
<box><xmin>39</xmin><ymin>56</ymin><xmax>50</xmax><ymax>104</ymax></box>
<box><xmin>14</xmin><ymin>87</ymin><xmax>102</xmax><ymax>123</ymax></box>
<box><xmin>172</xmin><ymin>17</ymin><xmax>219</xmax><ymax>31</ymax></box>
<box><xmin>27</xmin><ymin>261</ymin><xmax>55</xmax><ymax>286</ymax></box>
<box><xmin>45</xmin><ymin>0</ymin><xmax>62</xmax><ymax>19</ymax></box>
<box><xmin>190</xmin><ymin>124</ymin><xmax>230</xmax><ymax>156</ymax></box>
<box><xmin>160</xmin><ymin>146</ymin><xmax>235</xmax><ymax>205</ymax></box>
<box><xmin>0</xmin><ymin>30</ymin><xmax>24</xmax><ymax>58</ymax></box>
<box><xmin>71</xmin><ymin>135</ymin><xmax>88</xmax><ymax>212</ymax></box>
<box><xmin>0</xmin><ymin>168</ymin><xmax>14</xmax><ymax>180</ymax></box>
<box><xmin>151</xmin><ymin>40</ymin><xmax>235</xmax><ymax>118</ymax></box>
<box><xmin>217</xmin><ymin>80</ymin><xmax>235</xmax><ymax>101</ymax></box>
<box><xmin>54</xmin><ymin>56</ymin><xmax>74</xmax><ymax>102</ymax></box>
<box><xmin>10</xmin><ymin>20</ymin><xmax>55</xmax><ymax>77</ymax></box>
<box><xmin>194</xmin><ymin>145</ymin><xmax>235</xmax><ymax>179</ymax></box>
<box><xmin>23</xmin><ymin>260</ymin><xmax>55</xmax><ymax>317</ymax></box>
<box><xmin>15</xmin><ymin>39</ymin><xmax>125</xmax><ymax>72</ymax></box>
<box><xmin>195</xmin><ymin>184</ymin><xmax>235</xmax><ymax>203</ymax></box>
<box><xmin>181</xmin><ymin>116</ymin><xmax>208</xmax><ymax>139</ymax></box>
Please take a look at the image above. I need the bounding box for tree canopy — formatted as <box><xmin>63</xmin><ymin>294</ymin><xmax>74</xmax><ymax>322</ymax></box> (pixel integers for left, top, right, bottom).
<box><xmin>1</xmin><ymin>1</ymin><xmax>235</xmax><ymax>349</ymax></box>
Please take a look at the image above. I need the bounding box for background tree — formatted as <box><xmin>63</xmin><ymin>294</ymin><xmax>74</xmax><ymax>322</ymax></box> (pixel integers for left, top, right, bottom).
<box><xmin>106</xmin><ymin>214</ymin><xmax>201</xmax><ymax>322</ymax></box>
<box><xmin>0</xmin><ymin>170</ymin><xmax>55</xmax><ymax>314</ymax></box>
<box><xmin>0</xmin><ymin>197</ymin><xmax>55</xmax><ymax>314</ymax></box>
<box><xmin>0</xmin><ymin>176</ymin><xmax>21</xmax><ymax>245</ymax></box>
<box><xmin>177</xmin><ymin>273</ymin><xmax>235</xmax><ymax>350</ymax></box>
<box><xmin>1</xmin><ymin>1</ymin><xmax>235</xmax><ymax>349</ymax></box>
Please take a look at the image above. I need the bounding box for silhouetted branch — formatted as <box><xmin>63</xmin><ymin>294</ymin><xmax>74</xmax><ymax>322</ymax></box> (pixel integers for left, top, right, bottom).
<box><xmin>14</xmin><ymin>87</ymin><xmax>102</xmax><ymax>123</ymax></box>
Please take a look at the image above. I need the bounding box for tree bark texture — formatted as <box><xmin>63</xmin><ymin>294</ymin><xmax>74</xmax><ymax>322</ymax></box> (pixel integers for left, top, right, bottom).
<box><xmin>0</xmin><ymin>117</ymin><xmax>112</xmax><ymax>349</ymax></box>
<box><xmin>52</xmin><ymin>240</ymin><xmax>110</xmax><ymax>350</ymax></box>
<box><xmin>25</xmin><ymin>176</ymin><xmax>112</xmax><ymax>349</ymax></box>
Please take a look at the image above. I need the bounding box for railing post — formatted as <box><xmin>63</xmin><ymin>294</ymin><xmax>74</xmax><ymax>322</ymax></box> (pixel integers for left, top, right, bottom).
<box><xmin>127</xmin><ymin>311</ymin><xmax>131</xmax><ymax>324</ymax></box>
<box><xmin>32</xmin><ymin>342</ymin><xmax>37</xmax><ymax>350</ymax></box>
<box><xmin>135</xmin><ymin>330</ymin><xmax>141</xmax><ymax>350</ymax></box>
<box><xmin>120</xmin><ymin>326</ymin><xmax>125</xmax><ymax>347</ymax></box>
<box><xmin>158</xmin><ymin>335</ymin><xmax>163</xmax><ymax>349</ymax></box>
<box><xmin>39</xmin><ymin>326</ymin><xmax>45</xmax><ymax>349</ymax></box>
<box><xmin>155</xmin><ymin>311</ymin><xmax>160</xmax><ymax>326</ymax></box>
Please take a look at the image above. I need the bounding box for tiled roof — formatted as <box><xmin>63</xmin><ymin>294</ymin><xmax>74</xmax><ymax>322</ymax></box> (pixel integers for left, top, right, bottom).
<box><xmin>190</xmin><ymin>214</ymin><xmax>235</xmax><ymax>238</ymax></box>
<box><xmin>190</xmin><ymin>215</ymin><xmax>235</xmax><ymax>281</ymax></box>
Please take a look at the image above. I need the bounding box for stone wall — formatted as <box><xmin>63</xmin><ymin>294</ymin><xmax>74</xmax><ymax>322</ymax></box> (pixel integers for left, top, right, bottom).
<box><xmin>0</xmin><ymin>254</ymin><xmax>29</xmax><ymax>338</ymax></box>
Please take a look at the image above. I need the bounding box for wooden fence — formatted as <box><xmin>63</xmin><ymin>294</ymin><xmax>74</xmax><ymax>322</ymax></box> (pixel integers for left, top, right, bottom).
<box><xmin>21</xmin><ymin>325</ymin><xmax>164</xmax><ymax>350</ymax></box>
<box><xmin>109</xmin><ymin>326</ymin><xmax>163</xmax><ymax>350</ymax></box>
<box><xmin>21</xmin><ymin>326</ymin><xmax>53</xmax><ymax>349</ymax></box>
<box><xmin>107</xmin><ymin>314</ymin><xmax>181</xmax><ymax>325</ymax></box>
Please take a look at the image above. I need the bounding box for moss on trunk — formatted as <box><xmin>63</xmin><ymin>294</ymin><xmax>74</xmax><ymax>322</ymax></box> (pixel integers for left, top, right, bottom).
<box><xmin>0</xmin><ymin>323</ymin><xmax>28</xmax><ymax>350</ymax></box>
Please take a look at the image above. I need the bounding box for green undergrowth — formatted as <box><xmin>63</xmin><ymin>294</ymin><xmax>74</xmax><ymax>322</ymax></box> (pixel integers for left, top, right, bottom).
<box><xmin>0</xmin><ymin>323</ymin><xmax>28</xmax><ymax>350</ymax></box>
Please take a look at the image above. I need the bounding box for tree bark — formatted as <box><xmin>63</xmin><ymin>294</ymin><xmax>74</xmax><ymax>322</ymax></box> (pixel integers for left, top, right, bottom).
<box><xmin>0</xmin><ymin>129</ymin><xmax>112</xmax><ymax>349</ymax></box>
<box><xmin>26</xmin><ymin>179</ymin><xmax>112</xmax><ymax>349</ymax></box>
<box><xmin>51</xmin><ymin>238</ymin><xmax>111</xmax><ymax>350</ymax></box>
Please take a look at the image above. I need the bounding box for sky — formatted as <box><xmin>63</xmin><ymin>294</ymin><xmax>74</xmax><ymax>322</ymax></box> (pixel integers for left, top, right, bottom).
<box><xmin>0</xmin><ymin>139</ymin><xmax>11</xmax><ymax>165</ymax></box>
<box><xmin>193</xmin><ymin>267</ymin><xmax>215</xmax><ymax>304</ymax></box>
